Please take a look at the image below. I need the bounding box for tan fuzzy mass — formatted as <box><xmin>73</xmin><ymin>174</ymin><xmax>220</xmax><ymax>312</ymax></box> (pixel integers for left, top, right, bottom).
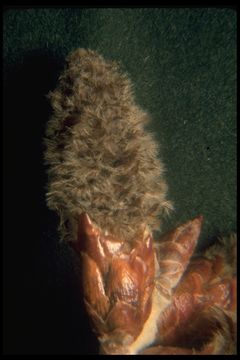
<box><xmin>44</xmin><ymin>48</ymin><xmax>172</xmax><ymax>242</ymax></box>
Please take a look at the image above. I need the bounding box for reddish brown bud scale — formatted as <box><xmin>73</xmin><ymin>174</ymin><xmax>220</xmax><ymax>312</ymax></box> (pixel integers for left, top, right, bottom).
<box><xmin>70</xmin><ymin>213</ymin><xmax>155</xmax><ymax>354</ymax></box>
<box><xmin>155</xmin><ymin>215</ymin><xmax>203</xmax><ymax>296</ymax></box>
<box><xmin>69</xmin><ymin>214</ymin><xmax>236</xmax><ymax>354</ymax></box>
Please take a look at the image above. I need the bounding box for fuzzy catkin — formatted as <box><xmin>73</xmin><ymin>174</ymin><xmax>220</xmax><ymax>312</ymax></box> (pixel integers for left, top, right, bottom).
<box><xmin>44</xmin><ymin>48</ymin><xmax>172</xmax><ymax>242</ymax></box>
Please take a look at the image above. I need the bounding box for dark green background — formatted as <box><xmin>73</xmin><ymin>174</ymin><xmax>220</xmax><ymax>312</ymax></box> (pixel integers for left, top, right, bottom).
<box><xmin>3</xmin><ymin>7</ymin><xmax>236</xmax><ymax>354</ymax></box>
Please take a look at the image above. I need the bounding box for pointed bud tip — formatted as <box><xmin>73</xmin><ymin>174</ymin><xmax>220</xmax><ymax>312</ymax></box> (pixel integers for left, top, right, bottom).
<box><xmin>80</xmin><ymin>212</ymin><xmax>92</xmax><ymax>226</ymax></box>
<box><xmin>194</xmin><ymin>214</ymin><xmax>204</xmax><ymax>225</ymax></box>
<box><xmin>78</xmin><ymin>212</ymin><xmax>98</xmax><ymax>236</ymax></box>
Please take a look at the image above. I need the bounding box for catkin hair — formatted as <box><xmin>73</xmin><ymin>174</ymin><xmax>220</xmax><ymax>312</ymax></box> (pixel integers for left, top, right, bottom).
<box><xmin>44</xmin><ymin>48</ymin><xmax>172</xmax><ymax>242</ymax></box>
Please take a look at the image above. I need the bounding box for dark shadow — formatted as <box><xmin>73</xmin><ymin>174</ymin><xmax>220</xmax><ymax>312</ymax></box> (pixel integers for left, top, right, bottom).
<box><xmin>3</xmin><ymin>49</ymin><xmax>98</xmax><ymax>354</ymax></box>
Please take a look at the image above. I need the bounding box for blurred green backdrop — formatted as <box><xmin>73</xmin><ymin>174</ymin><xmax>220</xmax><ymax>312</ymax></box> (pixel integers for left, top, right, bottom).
<box><xmin>3</xmin><ymin>7</ymin><xmax>236</xmax><ymax>354</ymax></box>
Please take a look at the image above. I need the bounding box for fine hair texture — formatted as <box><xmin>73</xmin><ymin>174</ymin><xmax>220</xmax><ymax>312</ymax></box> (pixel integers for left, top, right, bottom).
<box><xmin>44</xmin><ymin>48</ymin><xmax>172</xmax><ymax>242</ymax></box>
